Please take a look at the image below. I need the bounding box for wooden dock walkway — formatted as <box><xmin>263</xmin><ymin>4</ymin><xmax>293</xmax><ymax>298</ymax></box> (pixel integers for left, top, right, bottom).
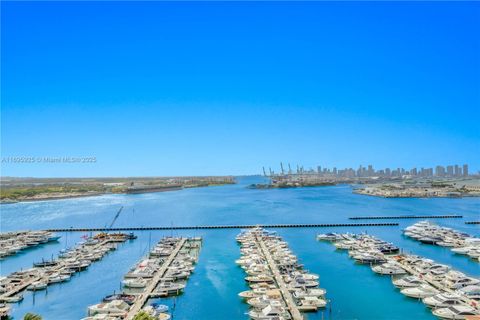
<box><xmin>349</xmin><ymin>215</ymin><xmax>463</xmax><ymax>220</ymax></box>
<box><xmin>46</xmin><ymin>222</ymin><xmax>398</xmax><ymax>232</ymax></box>
<box><xmin>125</xmin><ymin>238</ymin><xmax>187</xmax><ymax>320</ymax></box>
<box><xmin>0</xmin><ymin>238</ymin><xmax>123</xmax><ymax>302</ymax></box>
<box><xmin>255</xmin><ymin>234</ymin><xmax>303</xmax><ymax>320</ymax></box>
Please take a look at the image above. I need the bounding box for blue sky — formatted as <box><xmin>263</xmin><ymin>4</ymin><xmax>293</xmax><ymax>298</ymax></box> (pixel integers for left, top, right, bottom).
<box><xmin>1</xmin><ymin>2</ymin><xmax>479</xmax><ymax>177</ymax></box>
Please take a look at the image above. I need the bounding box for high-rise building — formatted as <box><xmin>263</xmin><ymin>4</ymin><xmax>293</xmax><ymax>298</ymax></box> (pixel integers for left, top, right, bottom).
<box><xmin>367</xmin><ymin>165</ymin><xmax>373</xmax><ymax>176</ymax></box>
<box><xmin>447</xmin><ymin>165</ymin><xmax>454</xmax><ymax>176</ymax></box>
<box><xmin>435</xmin><ymin>166</ymin><xmax>445</xmax><ymax>177</ymax></box>
<box><xmin>463</xmin><ymin>164</ymin><xmax>469</xmax><ymax>177</ymax></box>
<box><xmin>411</xmin><ymin>168</ymin><xmax>417</xmax><ymax>176</ymax></box>
<box><xmin>454</xmin><ymin>165</ymin><xmax>461</xmax><ymax>177</ymax></box>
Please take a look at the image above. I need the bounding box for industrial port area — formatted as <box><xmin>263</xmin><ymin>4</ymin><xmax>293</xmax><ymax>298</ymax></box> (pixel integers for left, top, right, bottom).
<box><xmin>253</xmin><ymin>163</ymin><xmax>480</xmax><ymax>198</ymax></box>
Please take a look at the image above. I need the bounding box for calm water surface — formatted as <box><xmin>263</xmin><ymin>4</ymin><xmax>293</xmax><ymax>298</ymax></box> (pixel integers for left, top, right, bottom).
<box><xmin>1</xmin><ymin>176</ymin><xmax>479</xmax><ymax>320</ymax></box>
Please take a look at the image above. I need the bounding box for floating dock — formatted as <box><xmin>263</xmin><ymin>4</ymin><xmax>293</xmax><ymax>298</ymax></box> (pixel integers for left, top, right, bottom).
<box><xmin>125</xmin><ymin>238</ymin><xmax>187</xmax><ymax>319</ymax></box>
<box><xmin>86</xmin><ymin>237</ymin><xmax>201</xmax><ymax>319</ymax></box>
<box><xmin>465</xmin><ymin>221</ymin><xmax>480</xmax><ymax>225</ymax></box>
<box><xmin>47</xmin><ymin>222</ymin><xmax>398</xmax><ymax>232</ymax></box>
<box><xmin>238</xmin><ymin>228</ymin><xmax>327</xmax><ymax>320</ymax></box>
<box><xmin>349</xmin><ymin>215</ymin><xmax>463</xmax><ymax>220</ymax></box>
<box><xmin>0</xmin><ymin>234</ymin><xmax>131</xmax><ymax>304</ymax></box>
<box><xmin>255</xmin><ymin>233</ymin><xmax>303</xmax><ymax>320</ymax></box>
<box><xmin>320</xmin><ymin>233</ymin><xmax>480</xmax><ymax>317</ymax></box>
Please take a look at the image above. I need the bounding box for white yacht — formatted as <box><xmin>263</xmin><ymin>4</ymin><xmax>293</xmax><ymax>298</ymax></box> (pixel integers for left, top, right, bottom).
<box><xmin>298</xmin><ymin>296</ymin><xmax>326</xmax><ymax>309</ymax></box>
<box><xmin>248</xmin><ymin>304</ymin><xmax>291</xmax><ymax>320</ymax></box>
<box><xmin>422</xmin><ymin>293</ymin><xmax>462</xmax><ymax>308</ymax></box>
<box><xmin>122</xmin><ymin>278</ymin><xmax>147</xmax><ymax>288</ymax></box>
<box><xmin>444</xmin><ymin>276</ymin><xmax>480</xmax><ymax>289</ymax></box>
<box><xmin>371</xmin><ymin>262</ymin><xmax>407</xmax><ymax>275</ymax></box>
<box><xmin>400</xmin><ymin>284</ymin><xmax>439</xmax><ymax>299</ymax></box>
<box><xmin>87</xmin><ymin>299</ymin><xmax>130</xmax><ymax>316</ymax></box>
<box><xmin>27</xmin><ymin>281</ymin><xmax>47</xmax><ymax>291</ymax></box>
<box><xmin>458</xmin><ymin>285</ymin><xmax>480</xmax><ymax>300</ymax></box>
<box><xmin>392</xmin><ymin>276</ymin><xmax>423</xmax><ymax>289</ymax></box>
<box><xmin>432</xmin><ymin>305</ymin><xmax>479</xmax><ymax>320</ymax></box>
<box><xmin>292</xmin><ymin>288</ymin><xmax>326</xmax><ymax>298</ymax></box>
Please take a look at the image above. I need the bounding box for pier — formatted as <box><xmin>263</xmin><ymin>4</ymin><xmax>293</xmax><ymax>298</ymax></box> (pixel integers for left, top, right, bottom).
<box><xmin>84</xmin><ymin>236</ymin><xmax>202</xmax><ymax>319</ymax></box>
<box><xmin>0</xmin><ymin>234</ymin><xmax>130</xmax><ymax>303</ymax></box>
<box><xmin>238</xmin><ymin>228</ymin><xmax>327</xmax><ymax>319</ymax></box>
<box><xmin>255</xmin><ymin>234</ymin><xmax>303</xmax><ymax>320</ymax></box>
<box><xmin>349</xmin><ymin>215</ymin><xmax>463</xmax><ymax>220</ymax></box>
<box><xmin>125</xmin><ymin>238</ymin><xmax>187</xmax><ymax>319</ymax></box>
<box><xmin>46</xmin><ymin>222</ymin><xmax>398</xmax><ymax>232</ymax></box>
<box><xmin>320</xmin><ymin>233</ymin><xmax>480</xmax><ymax>317</ymax></box>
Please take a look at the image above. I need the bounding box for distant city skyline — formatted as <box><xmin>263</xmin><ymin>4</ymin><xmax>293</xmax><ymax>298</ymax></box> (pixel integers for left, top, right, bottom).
<box><xmin>264</xmin><ymin>163</ymin><xmax>475</xmax><ymax>178</ymax></box>
<box><xmin>1</xmin><ymin>2</ymin><xmax>479</xmax><ymax>177</ymax></box>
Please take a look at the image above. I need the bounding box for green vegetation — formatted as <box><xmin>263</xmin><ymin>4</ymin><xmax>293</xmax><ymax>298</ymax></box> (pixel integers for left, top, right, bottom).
<box><xmin>23</xmin><ymin>313</ymin><xmax>42</xmax><ymax>320</ymax></box>
<box><xmin>0</xmin><ymin>176</ymin><xmax>235</xmax><ymax>201</ymax></box>
<box><xmin>133</xmin><ymin>311</ymin><xmax>156</xmax><ymax>320</ymax></box>
<box><xmin>0</xmin><ymin>185</ymin><xmax>107</xmax><ymax>200</ymax></box>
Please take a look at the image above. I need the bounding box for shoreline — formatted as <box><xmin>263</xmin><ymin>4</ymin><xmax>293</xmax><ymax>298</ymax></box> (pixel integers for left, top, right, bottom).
<box><xmin>0</xmin><ymin>183</ymin><xmax>232</xmax><ymax>205</ymax></box>
<box><xmin>353</xmin><ymin>190</ymin><xmax>480</xmax><ymax>198</ymax></box>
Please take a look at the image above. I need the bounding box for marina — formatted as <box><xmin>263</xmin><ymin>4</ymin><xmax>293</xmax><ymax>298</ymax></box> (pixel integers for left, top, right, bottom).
<box><xmin>237</xmin><ymin>227</ymin><xmax>326</xmax><ymax>320</ymax></box>
<box><xmin>1</xmin><ymin>179</ymin><xmax>479</xmax><ymax>319</ymax></box>
<box><xmin>0</xmin><ymin>232</ymin><xmax>133</xmax><ymax>306</ymax></box>
<box><xmin>84</xmin><ymin>236</ymin><xmax>202</xmax><ymax>320</ymax></box>
<box><xmin>318</xmin><ymin>233</ymin><xmax>480</xmax><ymax>319</ymax></box>
<box><xmin>404</xmin><ymin>221</ymin><xmax>480</xmax><ymax>263</ymax></box>
<box><xmin>0</xmin><ymin>231</ymin><xmax>60</xmax><ymax>259</ymax></box>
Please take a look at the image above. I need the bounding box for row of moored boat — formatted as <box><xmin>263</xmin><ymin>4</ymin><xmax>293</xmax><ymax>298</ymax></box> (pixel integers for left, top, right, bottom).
<box><xmin>84</xmin><ymin>237</ymin><xmax>202</xmax><ymax>320</ymax></box>
<box><xmin>404</xmin><ymin>221</ymin><xmax>480</xmax><ymax>262</ymax></box>
<box><xmin>0</xmin><ymin>233</ymin><xmax>132</xmax><ymax>306</ymax></box>
<box><xmin>237</xmin><ymin>228</ymin><xmax>327</xmax><ymax>320</ymax></box>
<box><xmin>318</xmin><ymin>232</ymin><xmax>480</xmax><ymax>320</ymax></box>
<box><xmin>0</xmin><ymin>230</ymin><xmax>60</xmax><ymax>259</ymax></box>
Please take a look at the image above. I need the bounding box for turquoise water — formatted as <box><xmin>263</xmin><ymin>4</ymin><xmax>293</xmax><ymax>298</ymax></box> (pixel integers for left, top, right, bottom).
<box><xmin>1</xmin><ymin>176</ymin><xmax>479</xmax><ymax>320</ymax></box>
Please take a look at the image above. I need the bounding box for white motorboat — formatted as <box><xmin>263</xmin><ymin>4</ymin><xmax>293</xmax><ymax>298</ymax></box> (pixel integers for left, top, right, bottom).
<box><xmin>392</xmin><ymin>276</ymin><xmax>423</xmax><ymax>288</ymax></box>
<box><xmin>400</xmin><ymin>284</ymin><xmax>439</xmax><ymax>299</ymax></box>
<box><xmin>122</xmin><ymin>278</ymin><xmax>147</xmax><ymax>288</ymax></box>
<box><xmin>371</xmin><ymin>262</ymin><xmax>407</xmax><ymax>275</ymax></box>
<box><xmin>458</xmin><ymin>285</ymin><xmax>480</xmax><ymax>300</ymax></box>
<box><xmin>27</xmin><ymin>281</ymin><xmax>47</xmax><ymax>291</ymax></box>
<box><xmin>444</xmin><ymin>276</ymin><xmax>480</xmax><ymax>289</ymax></box>
<box><xmin>432</xmin><ymin>305</ymin><xmax>479</xmax><ymax>320</ymax></box>
<box><xmin>298</xmin><ymin>296</ymin><xmax>326</xmax><ymax>309</ymax></box>
<box><xmin>317</xmin><ymin>233</ymin><xmax>343</xmax><ymax>242</ymax></box>
<box><xmin>248</xmin><ymin>304</ymin><xmax>290</xmax><ymax>320</ymax></box>
<box><xmin>422</xmin><ymin>293</ymin><xmax>462</xmax><ymax>308</ymax></box>
<box><xmin>87</xmin><ymin>299</ymin><xmax>130</xmax><ymax>316</ymax></box>
<box><xmin>292</xmin><ymin>288</ymin><xmax>326</xmax><ymax>298</ymax></box>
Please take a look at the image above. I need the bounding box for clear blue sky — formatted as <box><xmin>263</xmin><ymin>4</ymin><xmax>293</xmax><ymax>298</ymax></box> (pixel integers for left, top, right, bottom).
<box><xmin>1</xmin><ymin>2</ymin><xmax>479</xmax><ymax>177</ymax></box>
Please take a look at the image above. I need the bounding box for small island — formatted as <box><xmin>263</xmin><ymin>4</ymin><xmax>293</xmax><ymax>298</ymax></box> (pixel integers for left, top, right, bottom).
<box><xmin>354</xmin><ymin>179</ymin><xmax>480</xmax><ymax>198</ymax></box>
<box><xmin>0</xmin><ymin>176</ymin><xmax>235</xmax><ymax>203</ymax></box>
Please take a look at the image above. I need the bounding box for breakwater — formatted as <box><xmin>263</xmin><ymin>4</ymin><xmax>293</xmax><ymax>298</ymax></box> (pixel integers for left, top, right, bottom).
<box><xmin>46</xmin><ymin>223</ymin><xmax>399</xmax><ymax>232</ymax></box>
<box><xmin>349</xmin><ymin>215</ymin><xmax>462</xmax><ymax>220</ymax></box>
